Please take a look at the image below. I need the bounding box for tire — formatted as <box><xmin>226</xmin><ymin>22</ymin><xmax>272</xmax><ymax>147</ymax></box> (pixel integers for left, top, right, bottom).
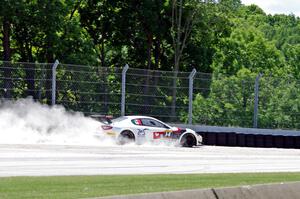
<box><xmin>180</xmin><ymin>134</ymin><xmax>196</xmax><ymax>147</ymax></box>
<box><xmin>117</xmin><ymin>130</ymin><xmax>135</xmax><ymax>145</ymax></box>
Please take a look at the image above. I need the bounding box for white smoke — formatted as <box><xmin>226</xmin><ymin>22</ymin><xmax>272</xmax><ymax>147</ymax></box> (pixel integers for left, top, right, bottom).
<box><xmin>0</xmin><ymin>98</ymin><xmax>113</xmax><ymax>145</ymax></box>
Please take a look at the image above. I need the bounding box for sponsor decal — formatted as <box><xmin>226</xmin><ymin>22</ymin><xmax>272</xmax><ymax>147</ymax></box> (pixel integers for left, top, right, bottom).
<box><xmin>105</xmin><ymin>132</ymin><xmax>116</xmax><ymax>136</ymax></box>
<box><xmin>153</xmin><ymin>130</ymin><xmax>174</xmax><ymax>139</ymax></box>
<box><xmin>165</xmin><ymin>130</ymin><xmax>172</xmax><ymax>137</ymax></box>
<box><xmin>137</xmin><ymin>129</ymin><xmax>146</xmax><ymax>136</ymax></box>
<box><xmin>152</xmin><ymin>128</ymin><xmax>184</xmax><ymax>139</ymax></box>
<box><xmin>153</xmin><ymin>132</ymin><xmax>164</xmax><ymax>139</ymax></box>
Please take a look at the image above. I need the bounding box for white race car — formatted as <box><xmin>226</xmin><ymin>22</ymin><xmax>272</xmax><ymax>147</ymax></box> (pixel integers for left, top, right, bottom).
<box><xmin>91</xmin><ymin>115</ymin><xmax>202</xmax><ymax>147</ymax></box>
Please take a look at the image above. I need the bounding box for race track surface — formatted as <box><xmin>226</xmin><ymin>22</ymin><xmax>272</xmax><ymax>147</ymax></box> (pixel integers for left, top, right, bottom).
<box><xmin>1</xmin><ymin>144</ymin><xmax>300</xmax><ymax>177</ymax></box>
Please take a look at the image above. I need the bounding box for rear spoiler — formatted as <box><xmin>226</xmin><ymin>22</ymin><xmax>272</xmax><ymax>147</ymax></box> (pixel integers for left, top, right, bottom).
<box><xmin>90</xmin><ymin>115</ymin><xmax>113</xmax><ymax>124</ymax></box>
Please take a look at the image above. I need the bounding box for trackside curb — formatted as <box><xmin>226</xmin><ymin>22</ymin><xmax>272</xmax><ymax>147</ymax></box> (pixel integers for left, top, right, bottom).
<box><xmin>88</xmin><ymin>181</ymin><xmax>300</xmax><ymax>199</ymax></box>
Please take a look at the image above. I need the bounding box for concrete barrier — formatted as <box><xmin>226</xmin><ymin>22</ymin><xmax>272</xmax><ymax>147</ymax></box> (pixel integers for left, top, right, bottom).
<box><xmin>216</xmin><ymin>133</ymin><xmax>227</xmax><ymax>146</ymax></box>
<box><xmin>237</xmin><ymin>134</ymin><xmax>246</xmax><ymax>147</ymax></box>
<box><xmin>174</xmin><ymin>124</ymin><xmax>300</xmax><ymax>149</ymax></box>
<box><xmin>214</xmin><ymin>182</ymin><xmax>300</xmax><ymax>199</ymax></box>
<box><xmin>94</xmin><ymin>188</ymin><xmax>216</xmax><ymax>199</ymax></box>
<box><xmin>205</xmin><ymin>132</ymin><xmax>217</xmax><ymax>145</ymax></box>
<box><xmin>285</xmin><ymin>136</ymin><xmax>295</xmax><ymax>148</ymax></box>
<box><xmin>227</xmin><ymin>133</ymin><xmax>237</xmax><ymax>146</ymax></box>
<box><xmin>264</xmin><ymin>135</ymin><xmax>273</xmax><ymax>147</ymax></box>
<box><xmin>245</xmin><ymin>134</ymin><xmax>255</xmax><ymax>147</ymax></box>
<box><xmin>295</xmin><ymin>137</ymin><xmax>300</xmax><ymax>148</ymax></box>
<box><xmin>255</xmin><ymin>134</ymin><xmax>264</xmax><ymax>147</ymax></box>
<box><xmin>274</xmin><ymin>136</ymin><xmax>285</xmax><ymax>148</ymax></box>
<box><xmin>92</xmin><ymin>182</ymin><xmax>300</xmax><ymax>199</ymax></box>
<box><xmin>196</xmin><ymin>130</ymin><xmax>299</xmax><ymax>149</ymax></box>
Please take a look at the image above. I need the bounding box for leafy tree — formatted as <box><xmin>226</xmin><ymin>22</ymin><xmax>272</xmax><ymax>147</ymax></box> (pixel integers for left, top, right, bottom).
<box><xmin>0</xmin><ymin>0</ymin><xmax>21</xmax><ymax>98</ymax></box>
<box><xmin>181</xmin><ymin>68</ymin><xmax>256</xmax><ymax>127</ymax></box>
<box><xmin>211</xmin><ymin>25</ymin><xmax>286</xmax><ymax>75</ymax></box>
<box><xmin>282</xmin><ymin>44</ymin><xmax>300</xmax><ymax>78</ymax></box>
<box><xmin>258</xmin><ymin>75</ymin><xmax>300</xmax><ymax>129</ymax></box>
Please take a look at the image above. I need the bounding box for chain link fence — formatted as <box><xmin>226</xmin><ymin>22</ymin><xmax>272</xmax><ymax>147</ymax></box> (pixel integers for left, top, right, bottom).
<box><xmin>258</xmin><ymin>75</ymin><xmax>300</xmax><ymax>129</ymax></box>
<box><xmin>125</xmin><ymin>67</ymin><xmax>190</xmax><ymax>121</ymax></box>
<box><xmin>0</xmin><ymin>61</ymin><xmax>52</xmax><ymax>102</ymax></box>
<box><xmin>1</xmin><ymin>60</ymin><xmax>300</xmax><ymax>129</ymax></box>
<box><xmin>56</xmin><ymin>63</ymin><xmax>123</xmax><ymax>116</ymax></box>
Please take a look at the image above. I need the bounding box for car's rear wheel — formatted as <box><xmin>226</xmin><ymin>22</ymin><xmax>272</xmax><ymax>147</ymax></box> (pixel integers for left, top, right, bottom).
<box><xmin>180</xmin><ymin>134</ymin><xmax>196</xmax><ymax>147</ymax></box>
<box><xmin>117</xmin><ymin>130</ymin><xmax>135</xmax><ymax>145</ymax></box>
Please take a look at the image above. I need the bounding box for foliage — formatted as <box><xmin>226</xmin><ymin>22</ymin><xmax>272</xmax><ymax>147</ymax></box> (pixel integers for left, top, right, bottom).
<box><xmin>0</xmin><ymin>1</ymin><xmax>300</xmax><ymax>128</ymax></box>
<box><xmin>183</xmin><ymin>68</ymin><xmax>300</xmax><ymax>129</ymax></box>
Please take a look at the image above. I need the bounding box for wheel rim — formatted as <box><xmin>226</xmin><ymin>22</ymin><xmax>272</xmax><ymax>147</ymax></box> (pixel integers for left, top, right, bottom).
<box><xmin>118</xmin><ymin>131</ymin><xmax>134</xmax><ymax>145</ymax></box>
<box><xmin>181</xmin><ymin>135</ymin><xmax>196</xmax><ymax>147</ymax></box>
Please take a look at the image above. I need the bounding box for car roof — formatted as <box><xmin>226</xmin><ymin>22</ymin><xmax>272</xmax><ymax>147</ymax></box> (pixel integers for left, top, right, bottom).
<box><xmin>114</xmin><ymin>116</ymin><xmax>172</xmax><ymax>128</ymax></box>
<box><xmin>124</xmin><ymin>115</ymin><xmax>157</xmax><ymax>120</ymax></box>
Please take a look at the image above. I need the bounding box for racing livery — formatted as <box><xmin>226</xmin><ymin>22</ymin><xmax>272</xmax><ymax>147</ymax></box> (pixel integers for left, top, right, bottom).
<box><xmin>91</xmin><ymin>115</ymin><xmax>202</xmax><ymax>147</ymax></box>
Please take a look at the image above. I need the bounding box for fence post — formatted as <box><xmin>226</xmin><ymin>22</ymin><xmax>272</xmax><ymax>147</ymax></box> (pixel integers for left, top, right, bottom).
<box><xmin>121</xmin><ymin>64</ymin><xmax>129</xmax><ymax>116</ymax></box>
<box><xmin>253</xmin><ymin>73</ymin><xmax>262</xmax><ymax>128</ymax></box>
<box><xmin>51</xmin><ymin>60</ymin><xmax>59</xmax><ymax>106</ymax></box>
<box><xmin>188</xmin><ymin>69</ymin><xmax>197</xmax><ymax>124</ymax></box>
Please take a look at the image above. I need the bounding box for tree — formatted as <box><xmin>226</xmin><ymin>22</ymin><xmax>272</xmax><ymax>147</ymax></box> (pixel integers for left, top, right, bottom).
<box><xmin>211</xmin><ymin>25</ymin><xmax>286</xmax><ymax>75</ymax></box>
<box><xmin>170</xmin><ymin>0</ymin><xmax>201</xmax><ymax>118</ymax></box>
<box><xmin>282</xmin><ymin>44</ymin><xmax>300</xmax><ymax>78</ymax></box>
<box><xmin>0</xmin><ymin>0</ymin><xmax>19</xmax><ymax>98</ymax></box>
<box><xmin>181</xmin><ymin>68</ymin><xmax>256</xmax><ymax>127</ymax></box>
<box><xmin>183</xmin><ymin>0</ymin><xmax>233</xmax><ymax>72</ymax></box>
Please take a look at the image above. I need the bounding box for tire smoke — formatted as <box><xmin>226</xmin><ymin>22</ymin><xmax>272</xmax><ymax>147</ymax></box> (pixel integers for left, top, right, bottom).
<box><xmin>0</xmin><ymin>98</ymin><xmax>112</xmax><ymax>145</ymax></box>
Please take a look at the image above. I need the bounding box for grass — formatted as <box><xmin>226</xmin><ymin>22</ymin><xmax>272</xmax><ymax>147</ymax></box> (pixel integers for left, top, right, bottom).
<box><xmin>1</xmin><ymin>173</ymin><xmax>300</xmax><ymax>199</ymax></box>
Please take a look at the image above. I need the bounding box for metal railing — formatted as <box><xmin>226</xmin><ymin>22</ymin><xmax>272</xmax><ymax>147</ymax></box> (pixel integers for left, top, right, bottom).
<box><xmin>1</xmin><ymin>60</ymin><xmax>300</xmax><ymax>129</ymax></box>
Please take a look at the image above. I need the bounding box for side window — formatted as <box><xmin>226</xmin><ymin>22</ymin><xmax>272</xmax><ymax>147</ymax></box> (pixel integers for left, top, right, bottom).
<box><xmin>131</xmin><ymin>119</ymin><xmax>142</xmax><ymax>125</ymax></box>
<box><xmin>141</xmin><ymin>119</ymin><xmax>154</xmax><ymax>127</ymax></box>
<box><xmin>141</xmin><ymin>119</ymin><xmax>166</xmax><ymax>128</ymax></box>
<box><xmin>151</xmin><ymin>120</ymin><xmax>167</xmax><ymax>128</ymax></box>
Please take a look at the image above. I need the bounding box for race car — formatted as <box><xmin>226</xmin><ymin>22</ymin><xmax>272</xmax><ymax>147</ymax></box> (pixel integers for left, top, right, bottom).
<box><xmin>91</xmin><ymin>115</ymin><xmax>202</xmax><ymax>147</ymax></box>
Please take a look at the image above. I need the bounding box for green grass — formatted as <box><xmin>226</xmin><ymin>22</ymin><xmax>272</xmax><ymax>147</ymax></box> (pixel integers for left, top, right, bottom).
<box><xmin>1</xmin><ymin>173</ymin><xmax>300</xmax><ymax>199</ymax></box>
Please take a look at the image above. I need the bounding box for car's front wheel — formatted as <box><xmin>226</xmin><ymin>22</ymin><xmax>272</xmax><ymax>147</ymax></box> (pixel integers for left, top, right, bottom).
<box><xmin>180</xmin><ymin>134</ymin><xmax>196</xmax><ymax>147</ymax></box>
<box><xmin>117</xmin><ymin>130</ymin><xmax>135</xmax><ymax>145</ymax></box>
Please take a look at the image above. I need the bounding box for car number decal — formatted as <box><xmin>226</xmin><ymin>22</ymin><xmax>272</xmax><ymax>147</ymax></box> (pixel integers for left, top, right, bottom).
<box><xmin>137</xmin><ymin>129</ymin><xmax>146</xmax><ymax>136</ymax></box>
<box><xmin>153</xmin><ymin>131</ymin><xmax>174</xmax><ymax>139</ymax></box>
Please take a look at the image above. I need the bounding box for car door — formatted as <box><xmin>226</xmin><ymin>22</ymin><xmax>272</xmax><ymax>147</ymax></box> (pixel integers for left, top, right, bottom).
<box><xmin>140</xmin><ymin>118</ymin><xmax>169</xmax><ymax>141</ymax></box>
<box><xmin>130</xmin><ymin>118</ymin><xmax>152</xmax><ymax>143</ymax></box>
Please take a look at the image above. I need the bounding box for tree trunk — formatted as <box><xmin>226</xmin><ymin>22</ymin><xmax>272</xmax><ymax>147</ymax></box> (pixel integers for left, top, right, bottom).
<box><xmin>2</xmin><ymin>17</ymin><xmax>12</xmax><ymax>99</ymax></box>
<box><xmin>171</xmin><ymin>0</ymin><xmax>183</xmax><ymax>121</ymax></box>
<box><xmin>99</xmin><ymin>37</ymin><xmax>108</xmax><ymax>114</ymax></box>
<box><xmin>45</xmin><ymin>41</ymin><xmax>54</xmax><ymax>105</ymax></box>
<box><xmin>101</xmin><ymin>66</ymin><xmax>108</xmax><ymax>114</ymax></box>
<box><xmin>154</xmin><ymin>39</ymin><xmax>161</xmax><ymax>70</ymax></box>
<box><xmin>153</xmin><ymin>39</ymin><xmax>161</xmax><ymax>117</ymax></box>
<box><xmin>22</xmin><ymin>43</ymin><xmax>36</xmax><ymax>99</ymax></box>
<box><xmin>171</xmin><ymin>60</ymin><xmax>179</xmax><ymax>120</ymax></box>
<box><xmin>144</xmin><ymin>34</ymin><xmax>153</xmax><ymax>114</ymax></box>
<box><xmin>171</xmin><ymin>0</ymin><xmax>195</xmax><ymax>121</ymax></box>
<box><xmin>171</xmin><ymin>42</ymin><xmax>181</xmax><ymax>120</ymax></box>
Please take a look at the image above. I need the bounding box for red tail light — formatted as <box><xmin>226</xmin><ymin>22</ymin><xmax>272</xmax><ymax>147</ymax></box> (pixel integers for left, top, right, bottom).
<box><xmin>101</xmin><ymin>125</ymin><xmax>113</xmax><ymax>130</ymax></box>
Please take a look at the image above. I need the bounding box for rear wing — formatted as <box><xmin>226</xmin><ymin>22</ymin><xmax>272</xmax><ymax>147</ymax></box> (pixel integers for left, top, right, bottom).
<box><xmin>90</xmin><ymin>115</ymin><xmax>113</xmax><ymax>124</ymax></box>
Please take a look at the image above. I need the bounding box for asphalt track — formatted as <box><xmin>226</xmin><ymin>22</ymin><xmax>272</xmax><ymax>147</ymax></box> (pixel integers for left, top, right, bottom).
<box><xmin>1</xmin><ymin>144</ymin><xmax>300</xmax><ymax>177</ymax></box>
